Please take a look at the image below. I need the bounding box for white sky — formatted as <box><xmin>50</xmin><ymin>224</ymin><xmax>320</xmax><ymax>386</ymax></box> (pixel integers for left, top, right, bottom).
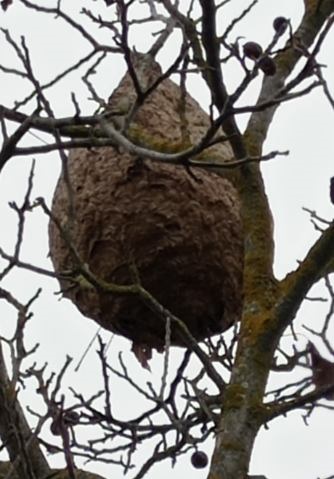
<box><xmin>0</xmin><ymin>1</ymin><xmax>334</xmax><ymax>478</ymax></box>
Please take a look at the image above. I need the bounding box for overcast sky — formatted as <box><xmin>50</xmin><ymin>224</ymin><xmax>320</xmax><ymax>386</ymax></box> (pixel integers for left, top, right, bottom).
<box><xmin>0</xmin><ymin>1</ymin><xmax>334</xmax><ymax>478</ymax></box>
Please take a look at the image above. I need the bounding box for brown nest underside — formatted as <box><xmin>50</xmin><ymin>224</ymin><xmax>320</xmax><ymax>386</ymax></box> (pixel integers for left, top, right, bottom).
<box><xmin>49</xmin><ymin>54</ymin><xmax>244</xmax><ymax>352</ymax></box>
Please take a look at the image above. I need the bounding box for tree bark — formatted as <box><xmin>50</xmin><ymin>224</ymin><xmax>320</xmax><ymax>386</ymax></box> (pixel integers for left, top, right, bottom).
<box><xmin>0</xmin><ymin>344</ymin><xmax>50</xmax><ymax>479</ymax></box>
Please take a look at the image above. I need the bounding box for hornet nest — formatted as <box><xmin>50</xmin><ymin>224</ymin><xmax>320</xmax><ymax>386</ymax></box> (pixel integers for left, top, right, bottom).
<box><xmin>49</xmin><ymin>52</ymin><xmax>244</xmax><ymax>367</ymax></box>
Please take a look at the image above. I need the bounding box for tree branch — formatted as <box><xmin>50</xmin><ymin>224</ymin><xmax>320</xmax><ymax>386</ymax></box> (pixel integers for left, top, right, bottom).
<box><xmin>272</xmin><ymin>221</ymin><xmax>334</xmax><ymax>339</ymax></box>
<box><xmin>0</xmin><ymin>342</ymin><xmax>50</xmax><ymax>478</ymax></box>
<box><xmin>198</xmin><ymin>0</ymin><xmax>246</xmax><ymax>159</ymax></box>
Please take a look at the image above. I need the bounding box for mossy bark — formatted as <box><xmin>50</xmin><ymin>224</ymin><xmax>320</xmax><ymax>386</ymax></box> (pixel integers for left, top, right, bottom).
<box><xmin>207</xmin><ymin>3</ymin><xmax>334</xmax><ymax>478</ymax></box>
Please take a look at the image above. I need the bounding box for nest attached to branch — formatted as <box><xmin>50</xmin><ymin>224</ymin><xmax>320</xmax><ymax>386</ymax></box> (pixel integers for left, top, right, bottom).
<box><xmin>49</xmin><ymin>53</ymin><xmax>244</xmax><ymax>360</ymax></box>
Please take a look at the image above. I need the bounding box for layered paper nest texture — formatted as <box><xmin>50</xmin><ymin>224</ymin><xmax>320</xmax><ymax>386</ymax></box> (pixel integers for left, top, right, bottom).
<box><xmin>49</xmin><ymin>55</ymin><xmax>244</xmax><ymax>350</ymax></box>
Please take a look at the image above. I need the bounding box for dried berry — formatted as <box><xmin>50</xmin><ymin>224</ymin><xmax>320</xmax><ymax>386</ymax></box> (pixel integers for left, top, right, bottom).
<box><xmin>191</xmin><ymin>451</ymin><xmax>208</xmax><ymax>469</ymax></box>
<box><xmin>63</xmin><ymin>410</ymin><xmax>80</xmax><ymax>426</ymax></box>
<box><xmin>50</xmin><ymin>417</ymin><xmax>62</xmax><ymax>436</ymax></box>
<box><xmin>258</xmin><ymin>56</ymin><xmax>276</xmax><ymax>76</ymax></box>
<box><xmin>243</xmin><ymin>41</ymin><xmax>263</xmax><ymax>60</ymax></box>
<box><xmin>273</xmin><ymin>16</ymin><xmax>289</xmax><ymax>35</ymax></box>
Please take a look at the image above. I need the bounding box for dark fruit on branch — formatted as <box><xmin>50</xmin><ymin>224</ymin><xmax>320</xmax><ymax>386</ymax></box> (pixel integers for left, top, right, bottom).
<box><xmin>330</xmin><ymin>177</ymin><xmax>334</xmax><ymax>204</ymax></box>
<box><xmin>50</xmin><ymin>410</ymin><xmax>79</xmax><ymax>436</ymax></box>
<box><xmin>273</xmin><ymin>16</ymin><xmax>289</xmax><ymax>35</ymax></box>
<box><xmin>50</xmin><ymin>417</ymin><xmax>62</xmax><ymax>436</ymax></box>
<box><xmin>63</xmin><ymin>410</ymin><xmax>80</xmax><ymax>426</ymax></box>
<box><xmin>258</xmin><ymin>56</ymin><xmax>276</xmax><ymax>76</ymax></box>
<box><xmin>191</xmin><ymin>451</ymin><xmax>208</xmax><ymax>469</ymax></box>
<box><xmin>243</xmin><ymin>41</ymin><xmax>263</xmax><ymax>60</ymax></box>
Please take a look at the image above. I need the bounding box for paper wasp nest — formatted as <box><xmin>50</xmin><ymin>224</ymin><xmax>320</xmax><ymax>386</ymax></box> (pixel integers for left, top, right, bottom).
<box><xmin>49</xmin><ymin>54</ymin><xmax>244</xmax><ymax>359</ymax></box>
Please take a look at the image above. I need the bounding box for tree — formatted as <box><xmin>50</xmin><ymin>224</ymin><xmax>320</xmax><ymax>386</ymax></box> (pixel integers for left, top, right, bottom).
<box><xmin>0</xmin><ymin>1</ymin><xmax>334</xmax><ymax>478</ymax></box>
